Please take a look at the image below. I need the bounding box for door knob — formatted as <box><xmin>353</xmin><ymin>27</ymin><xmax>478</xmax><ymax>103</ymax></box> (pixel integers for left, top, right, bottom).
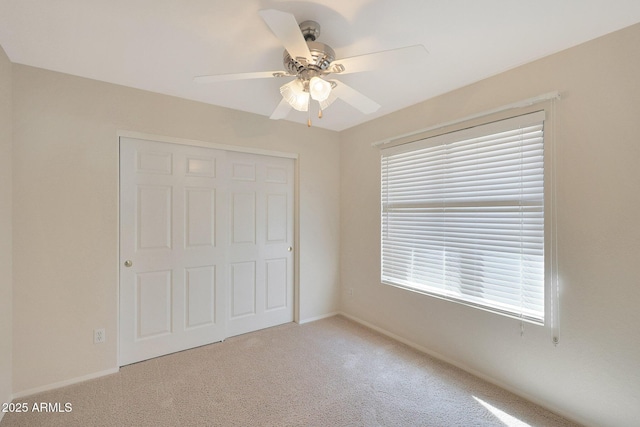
<box><xmin>124</xmin><ymin>260</ymin><xmax>133</xmax><ymax>267</ymax></box>
<box><xmin>287</xmin><ymin>246</ymin><xmax>293</xmax><ymax>252</ymax></box>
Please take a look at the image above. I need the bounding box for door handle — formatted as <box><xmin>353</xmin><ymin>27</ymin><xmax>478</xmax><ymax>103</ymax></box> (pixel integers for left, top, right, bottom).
<box><xmin>287</xmin><ymin>246</ymin><xmax>293</xmax><ymax>252</ymax></box>
<box><xmin>124</xmin><ymin>260</ymin><xmax>133</xmax><ymax>267</ymax></box>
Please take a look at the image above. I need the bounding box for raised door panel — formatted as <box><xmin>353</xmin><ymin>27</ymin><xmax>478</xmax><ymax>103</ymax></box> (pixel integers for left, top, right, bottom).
<box><xmin>231</xmin><ymin>193</ymin><xmax>256</xmax><ymax>245</ymax></box>
<box><xmin>185</xmin><ymin>188</ymin><xmax>215</xmax><ymax>248</ymax></box>
<box><xmin>137</xmin><ymin>150</ymin><xmax>172</xmax><ymax>175</ymax></box>
<box><xmin>136</xmin><ymin>270</ymin><xmax>172</xmax><ymax>339</ymax></box>
<box><xmin>185</xmin><ymin>266</ymin><xmax>216</xmax><ymax>329</ymax></box>
<box><xmin>185</xmin><ymin>156</ymin><xmax>216</xmax><ymax>178</ymax></box>
<box><xmin>230</xmin><ymin>261</ymin><xmax>256</xmax><ymax>318</ymax></box>
<box><xmin>232</xmin><ymin>162</ymin><xmax>256</xmax><ymax>181</ymax></box>
<box><xmin>266</xmin><ymin>194</ymin><xmax>287</xmax><ymax>243</ymax></box>
<box><xmin>266</xmin><ymin>258</ymin><xmax>287</xmax><ymax>311</ymax></box>
<box><xmin>137</xmin><ymin>185</ymin><xmax>172</xmax><ymax>251</ymax></box>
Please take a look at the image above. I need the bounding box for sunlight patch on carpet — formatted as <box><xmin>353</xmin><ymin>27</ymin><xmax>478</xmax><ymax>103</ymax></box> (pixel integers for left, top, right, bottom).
<box><xmin>473</xmin><ymin>396</ymin><xmax>532</xmax><ymax>427</ymax></box>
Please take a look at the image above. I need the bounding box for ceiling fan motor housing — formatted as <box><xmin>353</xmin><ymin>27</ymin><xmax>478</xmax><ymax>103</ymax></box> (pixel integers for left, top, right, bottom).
<box><xmin>283</xmin><ymin>20</ymin><xmax>335</xmax><ymax>80</ymax></box>
<box><xmin>283</xmin><ymin>41</ymin><xmax>335</xmax><ymax>79</ymax></box>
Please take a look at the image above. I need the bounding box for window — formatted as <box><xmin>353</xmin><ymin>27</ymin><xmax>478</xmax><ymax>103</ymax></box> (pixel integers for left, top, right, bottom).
<box><xmin>381</xmin><ymin>111</ymin><xmax>546</xmax><ymax>324</ymax></box>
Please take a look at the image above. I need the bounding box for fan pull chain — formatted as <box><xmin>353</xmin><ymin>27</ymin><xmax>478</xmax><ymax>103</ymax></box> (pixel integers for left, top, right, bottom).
<box><xmin>307</xmin><ymin>99</ymin><xmax>312</xmax><ymax>127</ymax></box>
<box><xmin>318</xmin><ymin>107</ymin><xmax>323</xmax><ymax>119</ymax></box>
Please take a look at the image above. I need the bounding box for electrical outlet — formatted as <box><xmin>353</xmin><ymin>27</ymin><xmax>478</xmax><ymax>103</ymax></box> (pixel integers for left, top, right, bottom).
<box><xmin>94</xmin><ymin>328</ymin><xmax>105</xmax><ymax>344</ymax></box>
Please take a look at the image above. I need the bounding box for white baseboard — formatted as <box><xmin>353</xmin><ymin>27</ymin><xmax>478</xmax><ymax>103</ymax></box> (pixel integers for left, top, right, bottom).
<box><xmin>298</xmin><ymin>311</ymin><xmax>340</xmax><ymax>324</ymax></box>
<box><xmin>337</xmin><ymin>311</ymin><xmax>590</xmax><ymax>427</ymax></box>
<box><xmin>12</xmin><ymin>367</ymin><xmax>119</xmax><ymax>400</ymax></box>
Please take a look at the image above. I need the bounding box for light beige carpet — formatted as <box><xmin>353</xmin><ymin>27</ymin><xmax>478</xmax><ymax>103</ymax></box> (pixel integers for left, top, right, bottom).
<box><xmin>1</xmin><ymin>316</ymin><xmax>579</xmax><ymax>426</ymax></box>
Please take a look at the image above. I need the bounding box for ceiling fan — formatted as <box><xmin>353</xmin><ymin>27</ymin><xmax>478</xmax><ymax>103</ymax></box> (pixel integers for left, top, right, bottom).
<box><xmin>195</xmin><ymin>9</ymin><xmax>428</xmax><ymax>127</ymax></box>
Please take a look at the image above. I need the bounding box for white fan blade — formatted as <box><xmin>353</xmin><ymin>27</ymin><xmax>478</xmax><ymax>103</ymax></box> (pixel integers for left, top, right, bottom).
<box><xmin>331</xmin><ymin>80</ymin><xmax>381</xmax><ymax>114</ymax></box>
<box><xmin>330</xmin><ymin>45</ymin><xmax>428</xmax><ymax>75</ymax></box>
<box><xmin>270</xmin><ymin>98</ymin><xmax>292</xmax><ymax>120</ymax></box>
<box><xmin>259</xmin><ymin>9</ymin><xmax>312</xmax><ymax>60</ymax></box>
<box><xmin>194</xmin><ymin>71</ymin><xmax>289</xmax><ymax>83</ymax></box>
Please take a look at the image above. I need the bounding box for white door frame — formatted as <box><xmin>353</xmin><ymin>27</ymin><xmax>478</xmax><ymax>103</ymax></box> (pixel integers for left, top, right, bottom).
<box><xmin>116</xmin><ymin>130</ymin><xmax>300</xmax><ymax>367</ymax></box>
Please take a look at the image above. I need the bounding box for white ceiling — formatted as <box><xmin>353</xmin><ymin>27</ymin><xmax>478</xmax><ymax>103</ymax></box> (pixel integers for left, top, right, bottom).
<box><xmin>1</xmin><ymin>1</ymin><xmax>640</xmax><ymax>131</ymax></box>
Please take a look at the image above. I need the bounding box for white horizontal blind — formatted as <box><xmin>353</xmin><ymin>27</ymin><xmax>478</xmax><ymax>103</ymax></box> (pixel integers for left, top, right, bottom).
<box><xmin>381</xmin><ymin>111</ymin><xmax>545</xmax><ymax>323</ymax></box>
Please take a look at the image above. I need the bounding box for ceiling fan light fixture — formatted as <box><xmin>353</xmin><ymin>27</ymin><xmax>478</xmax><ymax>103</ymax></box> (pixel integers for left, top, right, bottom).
<box><xmin>280</xmin><ymin>79</ymin><xmax>309</xmax><ymax>111</ymax></box>
<box><xmin>319</xmin><ymin>92</ymin><xmax>337</xmax><ymax>111</ymax></box>
<box><xmin>309</xmin><ymin>76</ymin><xmax>332</xmax><ymax>102</ymax></box>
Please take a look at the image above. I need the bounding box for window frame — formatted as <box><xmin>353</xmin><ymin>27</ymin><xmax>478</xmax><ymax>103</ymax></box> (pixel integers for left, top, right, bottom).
<box><xmin>379</xmin><ymin>105</ymin><xmax>556</xmax><ymax>326</ymax></box>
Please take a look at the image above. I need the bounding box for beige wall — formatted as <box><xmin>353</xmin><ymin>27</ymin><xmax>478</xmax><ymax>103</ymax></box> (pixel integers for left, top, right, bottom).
<box><xmin>0</xmin><ymin>44</ymin><xmax>13</xmax><ymax>416</ymax></box>
<box><xmin>340</xmin><ymin>23</ymin><xmax>640</xmax><ymax>427</ymax></box>
<box><xmin>11</xmin><ymin>65</ymin><xmax>341</xmax><ymax>394</ymax></box>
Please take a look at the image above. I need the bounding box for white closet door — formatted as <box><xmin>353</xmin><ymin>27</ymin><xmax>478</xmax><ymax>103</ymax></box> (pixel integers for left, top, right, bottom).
<box><xmin>119</xmin><ymin>137</ymin><xmax>295</xmax><ymax>365</ymax></box>
<box><xmin>226</xmin><ymin>151</ymin><xmax>294</xmax><ymax>337</ymax></box>
<box><xmin>119</xmin><ymin>137</ymin><xmax>228</xmax><ymax>365</ymax></box>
